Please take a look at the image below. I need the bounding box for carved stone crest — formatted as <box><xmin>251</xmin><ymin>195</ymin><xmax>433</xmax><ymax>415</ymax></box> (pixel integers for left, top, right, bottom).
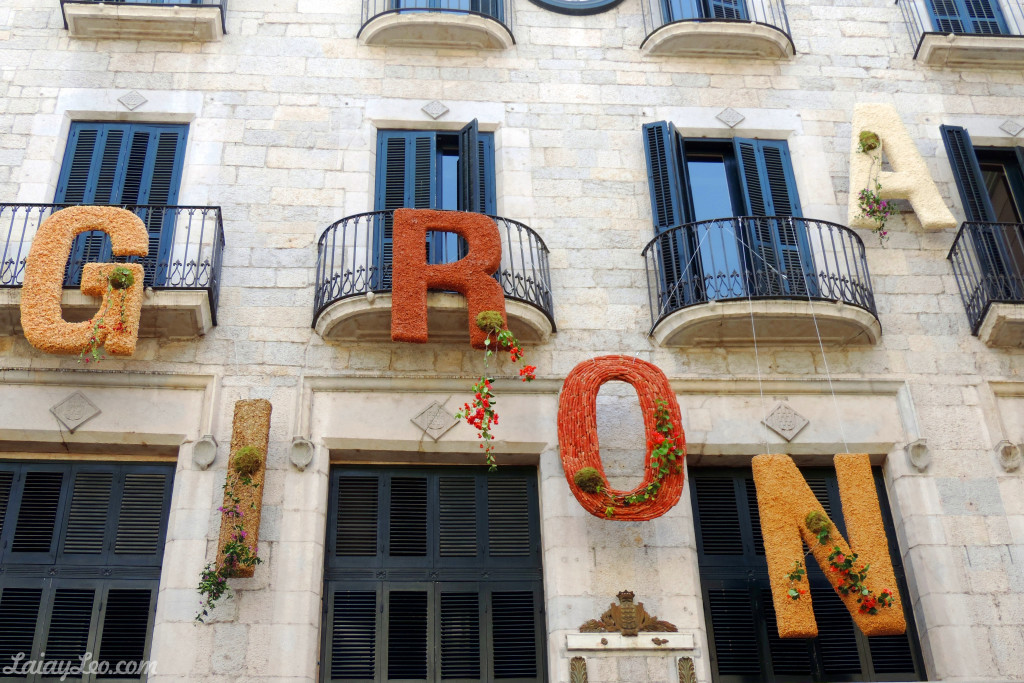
<box><xmin>50</xmin><ymin>391</ymin><xmax>101</xmax><ymax>433</ymax></box>
<box><xmin>579</xmin><ymin>590</ymin><xmax>677</xmax><ymax>636</ymax></box>
<box><xmin>762</xmin><ymin>402</ymin><xmax>808</xmax><ymax>442</ymax></box>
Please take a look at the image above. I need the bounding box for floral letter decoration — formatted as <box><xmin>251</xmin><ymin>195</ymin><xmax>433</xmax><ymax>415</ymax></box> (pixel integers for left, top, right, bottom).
<box><xmin>752</xmin><ymin>453</ymin><xmax>906</xmax><ymax>638</ymax></box>
<box><xmin>20</xmin><ymin>206</ymin><xmax>147</xmax><ymax>358</ymax></box>
<box><xmin>390</xmin><ymin>208</ymin><xmax>506</xmax><ymax>350</ymax></box>
<box><xmin>197</xmin><ymin>399</ymin><xmax>272</xmax><ymax>623</ymax></box>
<box><xmin>558</xmin><ymin>356</ymin><xmax>686</xmax><ymax>521</ymax></box>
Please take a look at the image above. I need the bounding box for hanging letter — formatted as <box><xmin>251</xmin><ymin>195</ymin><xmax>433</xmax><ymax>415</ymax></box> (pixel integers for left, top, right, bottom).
<box><xmin>20</xmin><ymin>206</ymin><xmax>147</xmax><ymax>357</ymax></box>
<box><xmin>848</xmin><ymin>103</ymin><xmax>957</xmax><ymax>231</ymax></box>
<box><xmin>558</xmin><ymin>355</ymin><xmax>686</xmax><ymax>521</ymax></box>
<box><xmin>390</xmin><ymin>208</ymin><xmax>506</xmax><ymax>350</ymax></box>
<box><xmin>752</xmin><ymin>453</ymin><xmax>906</xmax><ymax>638</ymax></box>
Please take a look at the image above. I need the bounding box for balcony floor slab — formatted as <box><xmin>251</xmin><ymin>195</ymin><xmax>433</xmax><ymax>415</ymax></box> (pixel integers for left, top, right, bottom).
<box><xmin>977</xmin><ymin>303</ymin><xmax>1024</xmax><ymax>347</ymax></box>
<box><xmin>359</xmin><ymin>12</ymin><xmax>513</xmax><ymax>50</ymax></box>
<box><xmin>642</xmin><ymin>20</ymin><xmax>793</xmax><ymax>59</ymax></box>
<box><xmin>315</xmin><ymin>292</ymin><xmax>551</xmax><ymax>344</ymax></box>
<box><xmin>651</xmin><ymin>299</ymin><xmax>880</xmax><ymax>347</ymax></box>
<box><xmin>63</xmin><ymin>3</ymin><xmax>224</xmax><ymax>41</ymax></box>
<box><xmin>0</xmin><ymin>288</ymin><xmax>213</xmax><ymax>340</ymax></box>
<box><xmin>917</xmin><ymin>33</ymin><xmax>1024</xmax><ymax>69</ymax></box>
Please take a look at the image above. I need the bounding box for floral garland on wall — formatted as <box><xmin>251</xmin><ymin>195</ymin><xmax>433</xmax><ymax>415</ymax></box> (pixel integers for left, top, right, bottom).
<box><xmin>856</xmin><ymin>131</ymin><xmax>898</xmax><ymax>246</ymax></box>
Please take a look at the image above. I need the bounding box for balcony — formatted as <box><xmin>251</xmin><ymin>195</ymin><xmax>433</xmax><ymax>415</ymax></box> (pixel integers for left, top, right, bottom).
<box><xmin>898</xmin><ymin>0</ymin><xmax>1024</xmax><ymax>68</ymax></box>
<box><xmin>313</xmin><ymin>210</ymin><xmax>554</xmax><ymax>343</ymax></box>
<box><xmin>642</xmin><ymin>217</ymin><xmax>879</xmax><ymax>346</ymax></box>
<box><xmin>948</xmin><ymin>221</ymin><xmax>1024</xmax><ymax>346</ymax></box>
<box><xmin>358</xmin><ymin>0</ymin><xmax>513</xmax><ymax>50</ymax></box>
<box><xmin>1</xmin><ymin>204</ymin><xmax>223</xmax><ymax>339</ymax></box>
<box><xmin>60</xmin><ymin>0</ymin><xmax>227</xmax><ymax>42</ymax></box>
<box><xmin>640</xmin><ymin>0</ymin><xmax>794</xmax><ymax>59</ymax></box>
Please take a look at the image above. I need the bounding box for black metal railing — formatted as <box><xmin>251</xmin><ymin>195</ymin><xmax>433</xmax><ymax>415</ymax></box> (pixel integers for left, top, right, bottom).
<box><xmin>314</xmin><ymin>210</ymin><xmax>554</xmax><ymax>329</ymax></box>
<box><xmin>60</xmin><ymin>0</ymin><xmax>229</xmax><ymax>35</ymax></box>
<box><xmin>641</xmin><ymin>0</ymin><xmax>792</xmax><ymax>45</ymax></box>
<box><xmin>948</xmin><ymin>221</ymin><xmax>1024</xmax><ymax>334</ymax></box>
<box><xmin>642</xmin><ymin>216</ymin><xmax>876</xmax><ymax>330</ymax></box>
<box><xmin>897</xmin><ymin>0</ymin><xmax>1024</xmax><ymax>57</ymax></box>
<box><xmin>359</xmin><ymin>0</ymin><xmax>512</xmax><ymax>37</ymax></box>
<box><xmin>0</xmin><ymin>204</ymin><xmax>224</xmax><ymax>324</ymax></box>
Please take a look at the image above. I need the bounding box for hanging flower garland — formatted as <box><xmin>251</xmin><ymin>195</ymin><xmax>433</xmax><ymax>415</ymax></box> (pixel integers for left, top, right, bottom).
<box><xmin>457</xmin><ymin>311</ymin><xmax>536</xmax><ymax>470</ymax></box>
<box><xmin>79</xmin><ymin>265</ymin><xmax>135</xmax><ymax>364</ymax></box>
<box><xmin>856</xmin><ymin>131</ymin><xmax>898</xmax><ymax>246</ymax></box>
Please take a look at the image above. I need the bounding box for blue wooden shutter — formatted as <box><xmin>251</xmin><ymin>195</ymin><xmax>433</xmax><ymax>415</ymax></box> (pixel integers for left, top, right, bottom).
<box><xmin>733</xmin><ymin>138</ymin><xmax>813</xmax><ymax>297</ymax></box>
<box><xmin>56</xmin><ymin>122</ymin><xmax>187</xmax><ymax>287</ymax></box>
<box><xmin>458</xmin><ymin>119</ymin><xmax>482</xmax><ymax>213</ymax></box>
<box><xmin>373</xmin><ymin>131</ymin><xmax>436</xmax><ymax>287</ymax></box>
<box><xmin>927</xmin><ymin>0</ymin><xmax>1007</xmax><ymax>34</ymax></box>
<box><xmin>706</xmin><ymin>0</ymin><xmax>746</xmax><ymax>19</ymax></box>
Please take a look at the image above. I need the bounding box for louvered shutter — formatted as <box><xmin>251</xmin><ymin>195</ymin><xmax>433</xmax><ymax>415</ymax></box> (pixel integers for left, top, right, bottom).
<box><xmin>439</xmin><ymin>590</ymin><xmax>481</xmax><ymax>679</ymax></box>
<box><xmin>114</xmin><ymin>471</ymin><xmax>172</xmax><ymax>560</ymax></box>
<box><xmin>927</xmin><ymin>0</ymin><xmax>1006</xmax><ymax>33</ymax></box>
<box><xmin>389</xmin><ymin>477</ymin><xmax>428</xmax><ymax>557</ymax></box>
<box><xmin>643</xmin><ymin>122</ymin><xmax>697</xmax><ymax>309</ymax></box>
<box><xmin>487</xmin><ymin>478</ymin><xmax>531</xmax><ymax>557</ymax></box>
<box><xmin>941</xmin><ymin>125</ymin><xmax>1015</xmax><ymax>300</ymax></box>
<box><xmin>0</xmin><ymin>469</ymin><xmax>13</xmax><ymax>546</ymax></box>
<box><xmin>707</xmin><ymin>0</ymin><xmax>746</xmax><ymax>19</ymax></box>
<box><xmin>95</xmin><ymin>587</ymin><xmax>155</xmax><ymax>675</ymax></box>
<box><xmin>328</xmin><ymin>589</ymin><xmax>379</xmax><ymax>681</ymax></box>
<box><xmin>691</xmin><ymin>468</ymin><xmax>924</xmax><ymax>682</ymax></box>
<box><xmin>458</xmin><ymin>120</ymin><xmax>482</xmax><ymax>214</ymax></box>
<box><xmin>386</xmin><ymin>589</ymin><xmax>431</xmax><ymax>680</ymax></box>
<box><xmin>0</xmin><ymin>588</ymin><xmax>43</xmax><ymax>668</ymax></box>
<box><xmin>439</xmin><ymin>476</ymin><xmax>478</xmax><ymax>558</ymax></box>
<box><xmin>335</xmin><ymin>475</ymin><xmax>381</xmax><ymax>558</ymax></box>
<box><xmin>44</xmin><ymin>588</ymin><xmax>98</xmax><ymax>673</ymax></box>
<box><xmin>491</xmin><ymin>588</ymin><xmax>540</xmax><ymax>679</ymax></box>
<box><xmin>62</xmin><ymin>471</ymin><xmax>114</xmax><ymax>555</ymax></box>
<box><xmin>374</xmin><ymin>131</ymin><xmax>436</xmax><ymax>287</ymax></box>
<box><xmin>734</xmin><ymin>138</ymin><xmax>813</xmax><ymax>297</ymax></box>
<box><xmin>10</xmin><ymin>470</ymin><xmax>65</xmax><ymax>559</ymax></box>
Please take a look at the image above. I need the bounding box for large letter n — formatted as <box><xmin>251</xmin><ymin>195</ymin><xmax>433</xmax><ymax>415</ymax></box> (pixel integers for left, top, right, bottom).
<box><xmin>390</xmin><ymin>209</ymin><xmax>506</xmax><ymax>350</ymax></box>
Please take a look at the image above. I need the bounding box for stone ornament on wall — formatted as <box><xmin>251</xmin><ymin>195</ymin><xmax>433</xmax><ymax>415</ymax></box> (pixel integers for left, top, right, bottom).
<box><xmin>390</xmin><ymin>208</ymin><xmax>506</xmax><ymax>350</ymax></box>
<box><xmin>558</xmin><ymin>356</ymin><xmax>686</xmax><ymax>521</ymax></box>
<box><xmin>20</xmin><ymin>206</ymin><xmax>148</xmax><ymax>357</ymax></box>
<box><xmin>579</xmin><ymin>590</ymin><xmax>678</xmax><ymax>636</ymax></box>
<box><xmin>49</xmin><ymin>391</ymin><xmax>101</xmax><ymax>432</ymax></box>
<box><xmin>677</xmin><ymin>657</ymin><xmax>697</xmax><ymax>683</ymax></box>
<box><xmin>752</xmin><ymin>453</ymin><xmax>906</xmax><ymax>639</ymax></box>
<box><xmin>569</xmin><ymin>656</ymin><xmax>588</xmax><ymax>683</ymax></box>
<box><xmin>847</xmin><ymin>103</ymin><xmax>957</xmax><ymax>232</ymax></box>
<box><xmin>216</xmin><ymin>399</ymin><xmax>272</xmax><ymax>577</ymax></box>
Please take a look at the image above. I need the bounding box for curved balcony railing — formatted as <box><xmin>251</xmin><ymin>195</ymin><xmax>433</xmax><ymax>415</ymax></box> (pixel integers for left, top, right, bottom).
<box><xmin>948</xmin><ymin>221</ymin><xmax>1024</xmax><ymax>334</ymax></box>
<box><xmin>642</xmin><ymin>216</ymin><xmax>876</xmax><ymax>330</ymax></box>
<box><xmin>898</xmin><ymin>0</ymin><xmax>1024</xmax><ymax>57</ymax></box>
<box><xmin>314</xmin><ymin>210</ymin><xmax>554</xmax><ymax>329</ymax></box>
<box><xmin>641</xmin><ymin>0</ymin><xmax>793</xmax><ymax>47</ymax></box>
<box><xmin>0</xmin><ymin>203</ymin><xmax>224</xmax><ymax>323</ymax></box>
<box><xmin>359</xmin><ymin>0</ymin><xmax>513</xmax><ymax>37</ymax></box>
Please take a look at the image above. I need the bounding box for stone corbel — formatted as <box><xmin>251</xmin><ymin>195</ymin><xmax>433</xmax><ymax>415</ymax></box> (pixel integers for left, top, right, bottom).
<box><xmin>995</xmin><ymin>440</ymin><xmax>1022</xmax><ymax>472</ymax></box>
<box><xmin>905</xmin><ymin>438</ymin><xmax>930</xmax><ymax>472</ymax></box>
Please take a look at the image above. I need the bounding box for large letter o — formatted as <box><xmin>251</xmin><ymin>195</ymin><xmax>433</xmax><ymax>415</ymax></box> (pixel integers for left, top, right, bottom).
<box><xmin>558</xmin><ymin>355</ymin><xmax>686</xmax><ymax>521</ymax></box>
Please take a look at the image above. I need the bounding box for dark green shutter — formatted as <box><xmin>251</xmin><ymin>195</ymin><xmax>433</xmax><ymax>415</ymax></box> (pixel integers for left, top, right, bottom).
<box><xmin>44</xmin><ymin>588</ymin><xmax>98</xmax><ymax>672</ymax></box>
<box><xmin>389</xmin><ymin>477</ymin><xmax>428</xmax><ymax>557</ymax></box>
<box><xmin>386</xmin><ymin>589</ymin><xmax>430</xmax><ymax>679</ymax></box>
<box><xmin>0</xmin><ymin>470</ymin><xmax>13</xmax><ymax>542</ymax></box>
<box><xmin>329</xmin><ymin>589</ymin><xmax>379</xmax><ymax>681</ymax></box>
<box><xmin>941</xmin><ymin>125</ymin><xmax>997</xmax><ymax>222</ymax></box>
<box><xmin>63</xmin><ymin>471</ymin><xmax>114</xmax><ymax>555</ymax></box>
<box><xmin>440</xmin><ymin>591</ymin><xmax>481</xmax><ymax>678</ymax></box>
<box><xmin>335</xmin><ymin>475</ymin><xmax>380</xmax><ymax>558</ymax></box>
<box><xmin>11</xmin><ymin>470</ymin><xmax>64</xmax><ymax>556</ymax></box>
<box><xmin>96</xmin><ymin>587</ymin><xmax>155</xmax><ymax>676</ymax></box>
<box><xmin>691</xmin><ymin>467</ymin><xmax>924</xmax><ymax>682</ymax></box>
<box><xmin>439</xmin><ymin>477</ymin><xmax>478</xmax><ymax>558</ymax></box>
<box><xmin>0</xmin><ymin>588</ymin><xmax>43</xmax><ymax>668</ymax></box>
<box><xmin>734</xmin><ymin>138</ymin><xmax>813</xmax><ymax>297</ymax></box>
<box><xmin>114</xmin><ymin>472</ymin><xmax>171</xmax><ymax>557</ymax></box>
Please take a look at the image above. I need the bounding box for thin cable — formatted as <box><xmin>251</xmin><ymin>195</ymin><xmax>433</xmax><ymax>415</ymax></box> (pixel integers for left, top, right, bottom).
<box><xmin>746</xmin><ymin>286</ymin><xmax>771</xmax><ymax>454</ymax></box>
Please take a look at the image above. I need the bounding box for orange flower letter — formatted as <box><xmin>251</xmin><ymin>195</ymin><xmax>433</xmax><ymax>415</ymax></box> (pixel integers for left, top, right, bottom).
<box><xmin>558</xmin><ymin>356</ymin><xmax>686</xmax><ymax>521</ymax></box>
<box><xmin>390</xmin><ymin>208</ymin><xmax>506</xmax><ymax>350</ymax></box>
<box><xmin>20</xmin><ymin>206</ymin><xmax>148</xmax><ymax>356</ymax></box>
<box><xmin>752</xmin><ymin>453</ymin><xmax>906</xmax><ymax>638</ymax></box>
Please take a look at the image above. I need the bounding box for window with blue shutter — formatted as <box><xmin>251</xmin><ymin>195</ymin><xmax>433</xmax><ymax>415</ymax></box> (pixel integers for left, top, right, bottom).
<box><xmin>925</xmin><ymin>0</ymin><xmax>1008</xmax><ymax>34</ymax></box>
<box><xmin>643</xmin><ymin>123</ymin><xmax>813</xmax><ymax>303</ymax></box>
<box><xmin>942</xmin><ymin>125</ymin><xmax>1024</xmax><ymax>303</ymax></box>
<box><xmin>690</xmin><ymin>466</ymin><xmax>925</xmax><ymax>683</ymax></box>
<box><xmin>0</xmin><ymin>462</ymin><xmax>173</xmax><ymax>681</ymax></box>
<box><xmin>662</xmin><ymin>0</ymin><xmax>747</xmax><ymax>22</ymax></box>
<box><xmin>322</xmin><ymin>467</ymin><xmax>546</xmax><ymax>683</ymax></box>
<box><xmin>55</xmin><ymin>122</ymin><xmax>188</xmax><ymax>287</ymax></box>
<box><xmin>373</xmin><ymin>124</ymin><xmax>496</xmax><ymax>286</ymax></box>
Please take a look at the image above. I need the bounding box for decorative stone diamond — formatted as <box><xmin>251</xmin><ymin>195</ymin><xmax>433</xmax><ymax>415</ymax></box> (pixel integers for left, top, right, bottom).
<box><xmin>118</xmin><ymin>90</ymin><xmax>147</xmax><ymax>111</ymax></box>
<box><xmin>50</xmin><ymin>392</ymin><xmax>100</xmax><ymax>433</ymax></box>
<box><xmin>716</xmin><ymin>107</ymin><xmax>745</xmax><ymax>128</ymax></box>
<box><xmin>1000</xmin><ymin>119</ymin><xmax>1023</xmax><ymax>137</ymax></box>
<box><xmin>411</xmin><ymin>401</ymin><xmax>459</xmax><ymax>440</ymax></box>
<box><xmin>422</xmin><ymin>100</ymin><xmax>449</xmax><ymax>120</ymax></box>
<box><xmin>761</xmin><ymin>402</ymin><xmax>808</xmax><ymax>442</ymax></box>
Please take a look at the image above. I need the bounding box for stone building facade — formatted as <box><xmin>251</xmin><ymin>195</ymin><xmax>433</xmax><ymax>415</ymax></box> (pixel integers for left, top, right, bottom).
<box><xmin>1</xmin><ymin>0</ymin><xmax>1024</xmax><ymax>681</ymax></box>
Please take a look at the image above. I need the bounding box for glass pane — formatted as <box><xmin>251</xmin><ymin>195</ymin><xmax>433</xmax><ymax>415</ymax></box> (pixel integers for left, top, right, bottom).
<box><xmin>687</xmin><ymin>156</ymin><xmax>745</xmax><ymax>299</ymax></box>
<box><xmin>982</xmin><ymin>164</ymin><xmax>1022</xmax><ymax>223</ymax></box>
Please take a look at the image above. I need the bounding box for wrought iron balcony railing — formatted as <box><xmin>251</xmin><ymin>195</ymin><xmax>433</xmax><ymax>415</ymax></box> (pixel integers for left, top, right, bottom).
<box><xmin>0</xmin><ymin>203</ymin><xmax>224</xmax><ymax>324</ymax></box>
<box><xmin>641</xmin><ymin>0</ymin><xmax>792</xmax><ymax>44</ymax></box>
<box><xmin>642</xmin><ymin>216</ymin><xmax>876</xmax><ymax>330</ymax></box>
<box><xmin>898</xmin><ymin>0</ymin><xmax>1024</xmax><ymax>55</ymax></box>
<box><xmin>60</xmin><ymin>0</ymin><xmax>229</xmax><ymax>34</ymax></box>
<box><xmin>359</xmin><ymin>0</ymin><xmax>513</xmax><ymax>36</ymax></box>
<box><xmin>314</xmin><ymin>210</ymin><xmax>554</xmax><ymax>329</ymax></box>
<box><xmin>948</xmin><ymin>221</ymin><xmax>1024</xmax><ymax>334</ymax></box>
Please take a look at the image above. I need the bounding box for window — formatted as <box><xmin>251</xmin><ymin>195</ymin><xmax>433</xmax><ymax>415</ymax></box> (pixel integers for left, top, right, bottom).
<box><xmin>0</xmin><ymin>462</ymin><xmax>174</xmax><ymax>680</ymax></box>
<box><xmin>322</xmin><ymin>467</ymin><xmax>546</xmax><ymax>682</ymax></box>
<box><xmin>391</xmin><ymin>0</ymin><xmax>506</xmax><ymax>22</ymax></box>
<box><xmin>941</xmin><ymin>125</ymin><xmax>1024</xmax><ymax>300</ymax></box>
<box><xmin>55</xmin><ymin>122</ymin><xmax>189</xmax><ymax>287</ymax></box>
<box><xmin>373</xmin><ymin>121</ymin><xmax>495</xmax><ymax>283</ymax></box>
<box><xmin>925</xmin><ymin>0</ymin><xmax>1008</xmax><ymax>34</ymax></box>
<box><xmin>689</xmin><ymin>466</ymin><xmax>924</xmax><ymax>683</ymax></box>
<box><xmin>642</xmin><ymin>121</ymin><xmax>813</xmax><ymax>307</ymax></box>
<box><xmin>662</xmin><ymin>0</ymin><xmax>746</xmax><ymax>22</ymax></box>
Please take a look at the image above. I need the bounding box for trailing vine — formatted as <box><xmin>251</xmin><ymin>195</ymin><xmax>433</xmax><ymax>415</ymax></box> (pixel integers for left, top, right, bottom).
<box><xmin>457</xmin><ymin>311</ymin><xmax>536</xmax><ymax>470</ymax></box>
<box><xmin>79</xmin><ymin>265</ymin><xmax>134</xmax><ymax>364</ymax></box>
<box><xmin>195</xmin><ymin>456</ymin><xmax>263</xmax><ymax>623</ymax></box>
<box><xmin>856</xmin><ymin>130</ymin><xmax>898</xmax><ymax>246</ymax></box>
